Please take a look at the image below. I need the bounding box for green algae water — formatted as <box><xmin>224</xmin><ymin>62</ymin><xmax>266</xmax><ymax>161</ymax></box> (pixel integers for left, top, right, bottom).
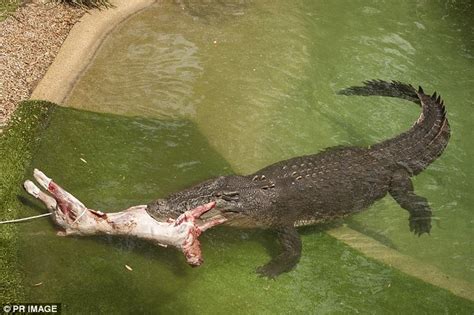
<box><xmin>14</xmin><ymin>107</ymin><xmax>474</xmax><ymax>313</ymax></box>
<box><xmin>10</xmin><ymin>0</ymin><xmax>474</xmax><ymax>313</ymax></box>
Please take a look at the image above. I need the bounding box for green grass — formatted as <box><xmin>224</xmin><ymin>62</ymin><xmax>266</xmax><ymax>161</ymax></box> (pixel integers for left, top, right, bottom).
<box><xmin>0</xmin><ymin>0</ymin><xmax>112</xmax><ymax>22</ymax></box>
<box><xmin>54</xmin><ymin>0</ymin><xmax>112</xmax><ymax>9</ymax></box>
<box><xmin>0</xmin><ymin>0</ymin><xmax>21</xmax><ymax>21</ymax></box>
<box><xmin>0</xmin><ymin>100</ymin><xmax>55</xmax><ymax>302</ymax></box>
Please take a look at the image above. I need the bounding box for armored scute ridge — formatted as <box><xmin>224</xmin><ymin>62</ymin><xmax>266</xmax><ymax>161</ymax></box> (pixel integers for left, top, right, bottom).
<box><xmin>147</xmin><ymin>80</ymin><xmax>450</xmax><ymax>277</ymax></box>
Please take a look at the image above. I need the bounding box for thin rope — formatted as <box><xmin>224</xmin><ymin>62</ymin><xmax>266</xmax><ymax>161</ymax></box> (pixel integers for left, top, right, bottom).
<box><xmin>0</xmin><ymin>213</ymin><xmax>52</xmax><ymax>224</ymax></box>
<box><xmin>72</xmin><ymin>208</ymin><xmax>88</xmax><ymax>224</ymax></box>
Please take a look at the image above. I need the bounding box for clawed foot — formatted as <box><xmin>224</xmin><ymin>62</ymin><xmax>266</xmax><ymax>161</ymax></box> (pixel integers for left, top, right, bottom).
<box><xmin>409</xmin><ymin>210</ymin><xmax>432</xmax><ymax>236</ymax></box>
<box><xmin>256</xmin><ymin>254</ymin><xmax>301</xmax><ymax>279</ymax></box>
<box><xmin>256</xmin><ymin>257</ymin><xmax>300</xmax><ymax>279</ymax></box>
<box><xmin>256</xmin><ymin>262</ymin><xmax>283</xmax><ymax>279</ymax></box>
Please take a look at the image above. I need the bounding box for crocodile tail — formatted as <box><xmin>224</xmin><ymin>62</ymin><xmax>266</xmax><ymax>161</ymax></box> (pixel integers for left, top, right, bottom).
<box><xmin>338</xmin><ymin>79</ymin><xmax>420</xmax><ymax>103</ymax></box>
<box><xmin>403</xmin><ymin>88</ymin><xmax>450</xmax><ymax>174</ymax></box>
<box><xmin>338</xmin><ymin>80</ymin><xmax>450</xmax><ymax>175</ymax></box>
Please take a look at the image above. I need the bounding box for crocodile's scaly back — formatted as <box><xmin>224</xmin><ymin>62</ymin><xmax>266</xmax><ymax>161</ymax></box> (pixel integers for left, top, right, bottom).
<box><xmin>147</xmin><ymin>80</ymin><xmax>450</xmax><ymax>277</ymax></box>
<box><xmin>339</xmin><ymin>80</ymin><xmax>450</xmax><ymax>175</ymax></box>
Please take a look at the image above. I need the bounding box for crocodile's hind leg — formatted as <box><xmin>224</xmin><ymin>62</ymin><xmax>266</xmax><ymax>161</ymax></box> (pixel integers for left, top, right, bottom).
<box><xmin>257</xmin><ymin>226</ymin><xmax>302</xmax><ymax>278</ymax></box>
<box><xmin>389</xmin><ymin>168</ymin><xmax>432</xmax><ymax>236</ymax></box>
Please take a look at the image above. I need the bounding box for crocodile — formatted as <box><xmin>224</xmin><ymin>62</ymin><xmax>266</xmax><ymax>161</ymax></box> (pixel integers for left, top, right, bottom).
<box><xmin>147</xmin><ymin>80</ymin><xmax>451</xmax><ymax>277</ymax></box>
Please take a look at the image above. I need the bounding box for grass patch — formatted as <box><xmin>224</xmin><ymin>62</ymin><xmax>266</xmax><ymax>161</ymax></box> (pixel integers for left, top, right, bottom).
<box><xmin>0</xmin><ymin>100</ymin><xmax>55</xmax><ymax>302</ymax></box>
<box><xmin>0</xmin><ymin>0</ymin><xmax>21</xmax><ymax>21</ymax></box>
<box><xmin>54</xmin><ymin>0</ymin><xmax>113</xmax><ymax>9</ymax></box>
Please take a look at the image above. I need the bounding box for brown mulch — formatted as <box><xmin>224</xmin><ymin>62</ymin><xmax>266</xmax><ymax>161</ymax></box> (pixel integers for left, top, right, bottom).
<box><xmin>0</xmin><ymin>1</ymin><xmax>85</xmax><ymax>130</ymax></box>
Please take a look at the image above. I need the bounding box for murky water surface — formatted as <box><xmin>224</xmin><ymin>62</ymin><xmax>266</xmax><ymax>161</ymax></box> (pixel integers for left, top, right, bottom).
<box><xmin>19</xmin><ymin>0</ymin><xmax>474</xmax><ymax>312</ymax></box>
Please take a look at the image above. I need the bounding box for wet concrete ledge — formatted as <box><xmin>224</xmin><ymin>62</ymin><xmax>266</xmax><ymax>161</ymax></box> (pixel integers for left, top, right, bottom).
<box><xmin>327</xmin><ymin>226</ymin><xmax>474</xmax><ymax>301</ymax></box>
<box><xmin>30</xmin><ymin>0</ymin><xmax>157</xmax><ymax>104</ymax></box>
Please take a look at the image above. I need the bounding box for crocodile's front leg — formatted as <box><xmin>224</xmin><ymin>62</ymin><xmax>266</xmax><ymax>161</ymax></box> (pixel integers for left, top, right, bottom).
<box><xmin>388</xmin><ymin>168</ymin><xmax>432</xmax><ymax>236</ymax></box>
<box><xmin>23</xmin><ymin>169</ymin><xmax>226</xmax><ymax>266</ymax></box>
<box><xmin>256</xmin><ymin>225</ymin><xmax>302</xmax><ymax>278</ymax></box>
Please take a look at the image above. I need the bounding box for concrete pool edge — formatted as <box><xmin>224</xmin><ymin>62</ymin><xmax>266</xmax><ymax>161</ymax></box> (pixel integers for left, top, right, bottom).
<box><xmin>30</xmin><ymin>0</ymin><xmax>157</xmax><ymax>104</ymax></box>
<box><xmin>327</xmin><ymin>226</ymin><xmax>474</xmax><ymax>301</ymax></box>
<box><xmin>0</xmin><ymin>100</ymin><xmax>56</xmax><ymax>302</ymax></box>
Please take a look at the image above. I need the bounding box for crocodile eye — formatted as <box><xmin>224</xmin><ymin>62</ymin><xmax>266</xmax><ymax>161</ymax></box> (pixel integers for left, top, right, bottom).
<box><xmin>221</xmin><ymin>195</ymin><xmax>239</xmax><ymax>202</ymax></box>
<box><xmin>223</xmin><ymin>191</ymin><xmax>239</xmax><ymax>196</ymax></box>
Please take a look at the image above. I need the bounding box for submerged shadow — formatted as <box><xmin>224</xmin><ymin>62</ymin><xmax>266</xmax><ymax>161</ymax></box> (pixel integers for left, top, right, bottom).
<box><xmin>20</xmin><ymin>107</ymin><xmax>234</xmax><ymax>282</ymax></box>
<box><xmin>346</xmin><ymin>218</ymin><xmax>399</xmax><ymax>250</ymax></box>
<box><xmin>82</xmin><ymin>234</ymin><xmax>189</xmax><ymax>276</ymax></box>
<box><xmin>17</xmin><ymin>194</ymin><xmax>45</xmax><ymax>213</ymax></box>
